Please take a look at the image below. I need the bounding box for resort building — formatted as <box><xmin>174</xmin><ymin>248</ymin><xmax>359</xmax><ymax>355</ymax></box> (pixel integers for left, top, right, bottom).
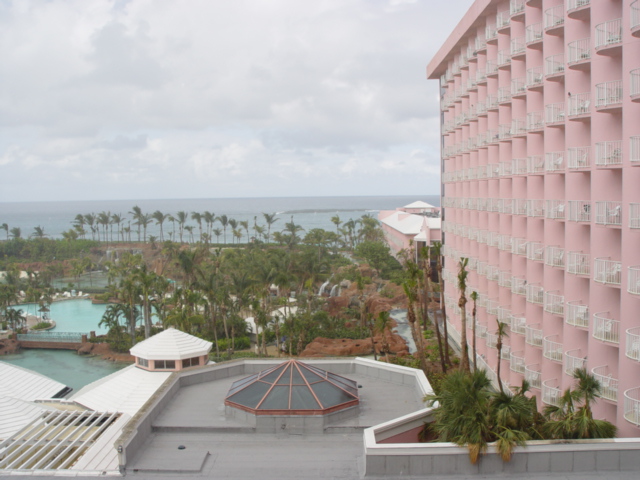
<box><xmin>378</xmin><ymin>200</ymin><xmax>442</xmax><ymax>257</ymax></box>
<box><xmin>427</xmin><ymin>0</ymin><xmax>640</xmax><ymax>436</ymax></box>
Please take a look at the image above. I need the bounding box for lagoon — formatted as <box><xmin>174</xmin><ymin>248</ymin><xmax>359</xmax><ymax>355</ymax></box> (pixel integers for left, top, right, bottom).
<box><xmin>20</xmin><ymin>299</ymin><xmax>110</xmax><ymax>334</ymax></box>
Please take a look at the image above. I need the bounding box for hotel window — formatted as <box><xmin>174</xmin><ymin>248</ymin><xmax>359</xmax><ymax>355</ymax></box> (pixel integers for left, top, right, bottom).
<box><xmin>182</xmin><ymin>357</ymin><xmax>199</xmax><ymax>368</ymax></box>
<box><xmin>137</xmin><ymin>357</ymin><xmax>149</xmax><ymax>368</ymax></box>
<box><xmin>155</xmin><ymin>360</ymin><xmax>176</xmax><ymax>370</ymax></box>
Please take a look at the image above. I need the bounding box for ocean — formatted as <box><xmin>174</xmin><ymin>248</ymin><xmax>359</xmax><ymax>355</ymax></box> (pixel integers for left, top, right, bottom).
<box><xmin>0</xmin><ymin>195</ymin><xmax>440</xmax><ymax>242</ymax></box>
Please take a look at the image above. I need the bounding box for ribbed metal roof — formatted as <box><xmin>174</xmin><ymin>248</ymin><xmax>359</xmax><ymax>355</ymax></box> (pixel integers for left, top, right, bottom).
<box><xmin>129</xmin><ymin>327</ymin><xmax>212</xmax><ymax>360</ymax></box>
<box><xmin>0</xmin><ymin>361</ymin><xmax>69</xmax><ymax>401</ymax></box>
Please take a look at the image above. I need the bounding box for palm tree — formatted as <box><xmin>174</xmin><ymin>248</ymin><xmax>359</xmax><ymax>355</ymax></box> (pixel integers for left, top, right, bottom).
<box><xmin>239</xmin><ymin>220</ymin><xmax>250</xmax><ymax>243</ymax></box>
<box><xmin>457</xmin><ymin>257</ymin><xmax>471</xmax><ymax>373</ymax></box>
<box><xmin>217</xmin><ymin>215</ymin><xmax>229</xmax><ymax>244</ymax></box>
<box><xmin>129</xmin><ymin>206</ymin><xmax>143</xmax><ymax>242</ymax></box>
<box><xmin>421</xmin><ymin>246</ymin><xmax>446</xmax><ymax>373</ymax></box>
<box><xmin>470</xmin><ymin>291</ymin><xmax>478</xmax><ymax>371</ymax></box>
<box><xmin>1</xmin><ymin>223</ymin><xmax>8</xmax><ymax>240</ymax></box>
<box><xmin>330</xmin><ymin>215</ymin><xmax>341</xmax><ymax>237</ymax></box>
<box><xmin>111</xmin><ymin>213</ymin><xmax>124</xmax><ymax>242</ymax></box>
<box><xmin>376</xmin><ymin>310</ymin><xmax>393</xmax><ymax>362</ymax></box>
<box><xmin>176</xmin><ymin>211</ymin><xmax>188</xmax><ymax>243</ymax></box>
<box><xmin>191</xmin><ymin>212</ymin><xmax>203</xmax><ymax>242</ymax></box>
<box><xmin>185</xmin><ymin>225</ymin><xmax>195</xmax><ymax>243</ymax></box>
<box><xmin>152</xmin><ymin>211</ymin><xmax>168</xmax><ymax>241</ymax></box>
<box><xmin>9</xmin><ymin>227</ymin><xmax>21</xmax><ymax>239</ymax></box>
<box><xmin>31</xmin><ymin>226</ymin><xmax>46</xmax><ymax>238</ymax></box>
<box><xmin>5</xmin><ymin>308</ymin><xmax>25</xmax><ymax>331</ymax></box>
<box><xmin>403</xmin><ymin>277</ymin><xmax>428</xmax><ymax>374</ymax></box>
<box><xmin>97</xmin><ymin>211</ymin><xmax>111</xmax><ymax>242</ymax></box>
<box><xmin>495</xmin><ymin>320</ymin><xmax>508</xmax><ymax>393</ymax></box>
<box><xmin>283</xmin><ymin>217</ymin><xmax>304</xmax><ymax>249</ymax></box>
<box><xmin>262</xmin><ymin>213</ymin><xmax>278</xmax><ymax>242</ymax></box>
<box><xmin>203</xmin><ymin>211</ymin><xmax>215</xmax><ymax>241</ymax></box>
<box><xmin>432</xmin><ymin>242</ymin><xmax>451</xmax><ymax>366</ymax></box>
<box><xmin>212</xmin><ymin>227</ymin><xmax>222</xmax><ymax>244</ymax></box>
<box><xmin>72</xmin><ymin>215</ymin><xmax>86</xmax><ymax>239</ymax></box>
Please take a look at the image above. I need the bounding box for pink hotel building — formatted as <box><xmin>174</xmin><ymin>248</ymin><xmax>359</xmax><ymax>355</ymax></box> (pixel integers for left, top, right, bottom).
<box><xmin>427</xmin><ymin>0</ymin><xmax>640</xmax><ymax>436</ymax></box>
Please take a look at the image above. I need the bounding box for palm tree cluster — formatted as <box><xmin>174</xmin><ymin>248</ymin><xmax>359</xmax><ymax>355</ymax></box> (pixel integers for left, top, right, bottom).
<box><xmin>0</xmin><ymin>265</ymin><xmax>55</xmax><ymax>331</ymax></box>
<box><xmin>425</xmin><ymin>368</ymin><xmax>616</xmax><ymax>464</ymax></box>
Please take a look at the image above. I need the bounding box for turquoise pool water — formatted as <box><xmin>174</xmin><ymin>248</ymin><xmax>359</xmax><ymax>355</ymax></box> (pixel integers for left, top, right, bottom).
<box><xmin>20</xmin><ymin>299</ymin><xmax>111</xmax><ymax>334</ymax></box>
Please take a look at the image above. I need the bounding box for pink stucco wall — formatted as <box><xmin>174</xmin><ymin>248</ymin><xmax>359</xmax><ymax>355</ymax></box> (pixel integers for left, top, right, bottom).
<box><xmin>429</xmin><ymin>0</ymin><xmax>640</xmax><ymax>437</ymax></box>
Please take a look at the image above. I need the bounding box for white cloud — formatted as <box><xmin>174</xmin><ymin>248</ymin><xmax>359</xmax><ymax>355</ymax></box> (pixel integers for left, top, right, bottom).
<box><xmin>0</xmin><ymin>0</ymin><xmax>474</xmax><ymax>202</ymax></box>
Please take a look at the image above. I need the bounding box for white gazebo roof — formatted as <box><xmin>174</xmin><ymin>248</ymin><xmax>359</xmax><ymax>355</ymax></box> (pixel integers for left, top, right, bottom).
<box><xmin>129</xmin><ymin>328</ymin><xmax>212</xmax><ymax>361</ymax></box>
<box><xmin>403</xmin><ymin>200</ymin><xmax>437</xmax><ymax>209</ymax></box>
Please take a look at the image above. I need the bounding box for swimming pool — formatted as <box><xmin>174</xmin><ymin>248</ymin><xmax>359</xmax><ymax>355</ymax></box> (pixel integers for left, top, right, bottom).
<box><xmin>19</xmin><ymin>299</ymin><xmax>111</xmax><ymax>334</ymax></box>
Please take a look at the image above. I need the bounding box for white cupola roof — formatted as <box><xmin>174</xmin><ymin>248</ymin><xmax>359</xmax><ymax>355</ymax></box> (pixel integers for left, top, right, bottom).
<box><xmin>129</xmin><ymin>328</ymin><xmax>212</xmax><ymax>360</ymax></box>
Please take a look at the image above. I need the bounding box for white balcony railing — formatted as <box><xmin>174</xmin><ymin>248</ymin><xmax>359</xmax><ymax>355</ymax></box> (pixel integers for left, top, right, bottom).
<box><xmin>566</xmin><ymin>301</ymin><xmax>589</xmax><ymax>328</ymax></box>
<box><xmin>497</xmin><ymin>10</ymin><xmax>510</xmax><ymax>29</ymax></box>
<box><xmin>526</xmin><ymin>285</ymin><xmax>544</xmax><ymax>305</ymax></box>
<box><xmin>486</xmin><ymin>61</ymin><xmax>498</xmax><ymax>77</ymax></box>
<box><xmin>545</xmin><ymin>151</ymin><xmax>564</xmax><ymax>172</ymax></box>
<box><xmin>632</xmin><ymin>69</ymin><xmax>640</xmax><ymax>99</ymax></box>
<box><xmin>594</xmin><ymin>258</ymin><xmax>621</xmax><ymax>286</ymax></box>
<box><xmin>626</xmin><ymin>327</ymin><xmax>640</xmax><ymax>361</ymax></box>
<box><xmin>628</xmin><ymin>266</ymin><xmax>640</xmax><ymax>295</ymax></box>
<box><xmin>595</xmin><ymin>18</ymin><xmax>622</xmax><ymax>50</ymax></box>
<box><xmin>486</xmin><ymin>24</ymin><xmax>498</xmax><ymax>42</ymax></box>
<box><xmin>513</xmin><ymin>158</ymin><xmax>528</xmax><ymax>175</ymax></box>
<box><xmin>542</xmin><ymin>379</ymin><xmax>561</xmax><ymax>406</ymax></box>
<box><xmin>544</xmin><ymin>291</ymin><xmax>564</xmax><ymax>316</ymax></box>
<box><xmin>499</xmin><ymin>271</ymin><xmax>512</xmax><ymax>288</ymax></box>
<box><xmin>596</xmin><ymin>80</ymin><xmax>623</xmax><ymax>109</ymax></box>
<box><xmin>526</xmin><ymin>23</ymin><xmax>543</xmax><ymax>45</ymax></box>
<box><xmin>630</xmin><ymin>205</ymin><xmax>640</xmax><ymax>230</ymax></box>
<box><xmin>545</xmin><ymin>246</ymin><xmax>565</xmax><ymax>268</ymax></box>
<box><xmin>632</xmin><ymin>136</ymin><xmax>640</xmax><ymax>164</ymax></box>
<box><xmin>593</xmin><ymin>312</ymin><xmax>619</xmax><ymax>344</ymax></box>
<box><xmin>568</xmin><ymin>38</ymin><xmax>590</xmax><ymax>65</ymax></box>
<box><xmin>510</xmin><ymin>0</ymin><xmax>525</xmax><ymax>16</ymax></box>
<box><xmin>526</xmin><ymin>200</ymin><xmax>545</xmax><ymax>218</ymax></box>
<box><xmin>512</xmin><ymin>237</ymin><xmax>527</xmax><ymax>257</ymax></box>
<box><xmin>486</xmin><ymin>331</ymin><xmax>498</xmax><ymax>349</ymax></box>
<box><xmin>526</xmin><ymin>67</ymin><xmax>544</xmax><ymax>88</ymax></box>
<box><xmin>527</xmin><ymin>155</ymin><xmax>545</xmax><ymax>174</ymax></box>
<box><xmin>633</xmin><ymin>1</ymin><xmax>640</xmax><ymax>34</ymax></box>
<box><xmin>511</xmin><ymin>277</ymin><xmax>527</xmax><ymax>296</ymax></box>
<box><xmin>511</xmin><ymin>78</ymin><xmax>526</xmax><ymax>97</ymax></box>
<box><xmin>511</xmin><ymin>36</ymin><xmax>526</xmax><ymax>56</ymax></box>
<box><xmin>565</xmin><ymin>350</ymin><xmax>587</xmax><ymax>376</ymax></box>
<box><xmin>475</xmin><ymin>36</ymin><xmax>487</xmax><ymax>52</ymax></box>
<box><xmin>592</xmin><ymin>366</ymin><xmax>618</xmax><ymax>402</ymax></box>
<box><xmin>567</xmin><ymin>200</ymin><xmax>591</xmax><ymax>223</ymax></box>
<box><xmin>568</xmin><ymin>146</ymin><xmax>590</xmax><ymax>169</ymax></box>
<box><xmin>596</xmin><ymin>140</ymin><xmax>622</xmax><ymax>167</ymax></box>
<box><xmin>546</xmin><ymin>200</ymin><xmax>565</xmax><ymax>220</ymax></box>
<box><xmin>567</xmin><ymin>0</ymin><xmax>590</xmax><ymax>14</ymax></box>
<box><xmin>544</xmin><ymin>4</ymin><xmax>564</xmax><ymax>31</ymax></box>
<box><xmin>623</xmin><ymin>388</ymin><xmax>640</xmax><ymax>426</ymax></box>
<box><xmin>510</xmin><ymin>314</ymin><xmax>526</xmax><ymax>335</ymax></box>
<box><xmin>546</xmin><ymin>102</ymin><xmax>565</xmax><ymax>125</ymax></box>
<box><xmin>497</xmin><ymin>49</ymin><xmax>511</xmax><ymax>67</ymax></box>
<box><xmin>595</xmin><ymin>201</ymin><xmax>622</xmax><ymax>226</ymax></box>
<box><xmin>568</xmin><ymin>92</ymin><xmax>591</xmax><ymax>117</ymax></box>
<box><xmin>526</xmin><ymin>241</ymin><xmax>544</xmax><ymax>261</ymax></box>
<box><xmin>486</xmin><ymin>297</ymin><xmax>500</xmax><ymax>315</ymax></box>
<box><xmin>546</xmin><ymin>54</ymin><xmax>565</xmax><ymax>77</ymax></box>
<box><xmin>567</xmin><ymin>251</ymin><xmax>590</xmax><ymax>276</ymax></box>
<box><xmin>510</xmin><ymin>352</ymin><xmax>525</xmax><ymax>373</ymax></box>
<box><xmin>525</xmin><ymin>364</ymin><xmax>541</xmax><ymax>389</ymax></box>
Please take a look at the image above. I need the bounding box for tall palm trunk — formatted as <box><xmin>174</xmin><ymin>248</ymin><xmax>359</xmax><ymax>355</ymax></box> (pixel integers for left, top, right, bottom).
<box><xmin>457</xmin><ymin>258</ymin><xmax>470</xmax><ymax>373</ymax></box>
<box><xmin>471</xmin><ymin>291</ymin><xmax>478</xmax><ymax>372</ymax></box>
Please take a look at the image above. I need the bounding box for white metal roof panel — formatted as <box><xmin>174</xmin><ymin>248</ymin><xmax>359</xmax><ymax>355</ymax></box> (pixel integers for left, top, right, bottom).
<box><xmin>0</xmin><ymin>361</ymin><xmax>68</xmax><ymax>401</ymax></box>
<box><xmin>0</xmin><ymin>397</ymin><xmax>52</xmax><ymax>441</ymax></box>
<box><xmin>129</xmin><ymin>327</ymin><xmax>212</xmax><ymax>360</ymax></box>
<box><xmin>403</xmin><ymin>200</ymin><xmax>437</xmax><ymax>209</ymax></box>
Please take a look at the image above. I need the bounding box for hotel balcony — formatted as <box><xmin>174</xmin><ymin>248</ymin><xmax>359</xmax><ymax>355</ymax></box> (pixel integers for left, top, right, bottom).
<box><xmin>593</xmin><ymin>312</ymin><xmax>620</xmax><ymax>344</ymax></box>
<box><xmin>567</xmin><ymin>0</ymin><xmax>590</xmax><ymax>19</ymax></box>
<box><xmin>527</xmin><ymin>112</ymin><xmax>545</xmax><ymax>132</ymax></box>
<box><xmin>629</xmin><ymin>266</ymin><xmax>640</xmax><ymax>295</ymax></box>
<box><xmin>476</xmin><ymin>68</ymin><xmax>487</xmax><ymax>86</ymax></box>
<box><xmin>512</xmin><ymin>237</ymin><xmax>527</xmax><ymax>257</ymax></box>
<box><xmin>567</xmin><ymin>93</ymin><xmax>591</xmax><ymax>119</ymax></box>
<box><xmin>544</xmin><ymin>4</ymin><xmax>564</xmax><ymax>35</ymax></box>
<box><xmin>499</xmin><ymin>271</ymin><xmax>512</xmax><ymax>289</ymax></box>
<box><xmin>477</xmin><ymin>293</ymin><xmax>488</xmax><ymax>308</ymax></box>
<box><xmin>511</xmin><ymin>36</ymin><xmax>526</xmax><ymax>58</ymax></box>
<box><xmin>566</xmin><ymin>301</ymin><xmax>589</xmax><ymax>328</ymax></box>
<box><xmin>475</xmin><ymin>36</ymin><xmax>487</xmax><ymax>53</ymax></box>
<box><xmin>527</xmin><ymin>155</ymin><xmax>545</xmax><ymax>175</ymax></box>
<box><xmin>486</xmin><ymin>331</ymin><xmax>498</xmax><ymax>349</ymax></box>
<box><xmin>526</xmin><ymin>242</ymin><xmax>544</xmax><ymax>263</ymax></box>
<box><xmin>623</xmin><ymin>388</ymin><xmax>640</xmax><ymax>427</ymax></box>
<box><xmin>596</xmin><ymin>80</ymin><xmax>623</xmax><ymax>111</ymax></box>
<box><xmin>526</xmin><ymin>199</ymin><xmax>545</xmax><ymax>218</ymax></box>
<box><xmin>511</xmin><ymin>78</ymin><xmax>527</xmax><ymax>98</ymax></box>
<box><xmin>499</xmin><ymin>162</ymin><xmax>512</xmax><ymax>178</ymax></box>
<box><xmin>543</xmin><ymin>291</ymin><xmax>564</xmax><ymax>316</ymax></box>
<box><xmin>545</xmin><ymin>246</ymin><xmax>565</xmax><ymax>268</ymax></box>
<box><xmin>525</xmin><ymin>364</ymin><xmax>541</xmax><ymax>389</ymax></box>
<box><xmin>501</xmin><ymin>344</ymin><xmax>511</xmax><ymax>361</ymax></box>
<box><xmin>567</xmin><ymin>38</ymin><xmax>591</xmax><ymax>70</ymax></box>
<box><xmin>510</xmin><ymin>314</ymin><xmax>526</xmax><ymax>335</ymax></box>
<box><xmin>514</xmin><ymin>199</ymin><xmax>528</xmax><ymax>216</ymax></box>
<box><xmin>542</xmin><ymin>379</ymin><xmax>561</xmax><ymax>406</ymax></box>
<box><xmin>486</xmin><ymin>94</ymin><xmax>499</xmax><ymax>111</ymax></box>
<box><xmin>631</xmin><ymin>69</ymin><xmax>640</xmax><ymax>102</ymax></box>
<box><xmin>497</xmin><ymin>49</ymin><xmax>511</xmax><ymax>68</ymax></box>
<box><xmin>477</xmin><ymin>260</ymin><xmax>487</xmax><ymax>277</ymax></box>
<box><xmin>526</xmin><ymin>23</ymin><xmax>543</xmax><ymax>47</ymax></box>
<box><xmin>595</xmin><ymin>201</ymin><xmax>622</xmax><ymax>227</ymax></box>
<box><xmin>542</xmin><ymin>335</ymin><xmax>564</xmax><ymax>363</ymax></box>
<box><xmin>510</xmin><ymin>0</ymin><xmax>525</xmax><ymax>17</ymax></box>
<box><xmin>632</xmin><ymin>136</ymin><xmax>640</xmax><ymax>164</ymax></box>
<box><xmin>497</xmin><ymin>306</ymin><xmax>511</xmax><ymax>324</ymax></box>
<box><xmin>594</xmin><ymin>258</ymin><xmax>621</xmax><ymax>286</ymax></box>
<box><xmin>486</xmin><ymin>24</ymin><xmax>498</xmax><ymax>43</ymax></box>
<box><xmin>567</xmin><ymin>251</ymin><xmax>590</xmax><ymax>277</ymax></box>
<box><xmin>476</xmin><ymin>322</ymin><xmax>488</xmax><ymax>339</ymax></box>
<box><xmin>633</xmin><ymin>1</ymin><xmax>640</xmax><ymax>37</ymax></box>
<box><xmin>511</xmin><ymin>276</ymin><xmax>527</xmax><ymax>296</ymax></box>
<box><xmin>526</xmin><ymin>284</ymin><xmax>544</xmax><ymax>305</ymax></box>
<box><xmin>546</xmin><ymin>200</ymin><xmax>566</xmax><ymax>221</ymax></box>
<box><xmin>499</xmin><ymin>233</ymin><xmax>513</xmax><ymax>251</ymax></box>
<box><xmin>564</xmin><ymin>349</ymin><xmax>587</xmax><ymax>376</ymax></box>
<box><xmin>476</xmin><ymin>102</ymin><xmax>488</xmax><ymax>117</ymax></box>
<box><xmin>630</xmin><ymin>205</ymin><xmax>640</xmax><ymax>230</ymax></box>
<box><xmin>591</xmin><ymin>366</ymin><xmax>618</xmax><ymax>403</ymax></box>
<box><xmin>545</xmin><ymin>103</ymin><xmax>565</xmax><ymax>126</ymax></box>
<box><xmin>486</xmin><ymin>297</ymin><xmax>500</xmax><ymax>315</ymax></box>
<box><xmin>568</xmin><ymin>146</ymin><xmax>590</xmax><ymax>170</ymax></box>
<box><xmin>496</xmin><ymin>10</ymin><xmax>511</xmax><ymax>31</ymax></box>
<box><xmin>498</xmin><ymin>125</ymin><xmax>512</xmax><ymax>141</ymax></box>
<box><xmin>498</xmin><ymin>86</ymin><xmax>511</xmax><ymax>105</ymax></box>
<box><xmin>545</xmin><ymin>152</ymin><xmax>565</xmax><ymax>173</ymax></box>
<box><xmin>512</xmin><ymin>157</ymin><xmax>528</xmax><ymax>175</ymax></box>
<box><xmin>595</xmin><ymin>18</ymin><xmax>622</xmax><ymax>54</ymax></box>
<box><xmin>567</xmin><ymin>200</ymin><xmax>591</xmax><ymax>223</ymax></box>
<box><xmin>626</xmin><ymin>327</ymin><xmax>640</xmax><ymax>361</ymax></box>
<box><xmin>486</xmin><ymin>60</ymin><xmax>498</xmax><ymax>78</ymax></box>
<box><xmin>510</xmin><ymin>352</ymin><xmax>525</xmax><ymax>374</ymax></box>
<box><xmin>526</xmin><ymin>66</ymin><xmax>544</xmax><ymax>90</ymax></box>
<box><xmin>545</xmin><ymin>54</ymin><xmax>565</xmax><ymax>80</ymax></box>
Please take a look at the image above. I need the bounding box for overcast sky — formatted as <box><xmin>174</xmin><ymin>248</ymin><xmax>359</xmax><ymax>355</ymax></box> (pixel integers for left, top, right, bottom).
<box><xmin>0</xmin><ymin>0</ymin><xmax>473</xmax><ymax>202</ymax></box>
